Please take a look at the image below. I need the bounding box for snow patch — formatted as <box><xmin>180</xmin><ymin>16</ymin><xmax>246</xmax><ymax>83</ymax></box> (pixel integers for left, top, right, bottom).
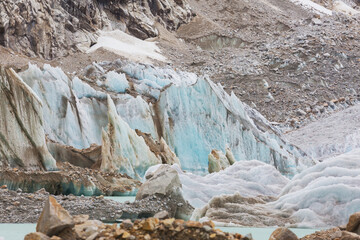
<box><xmin>87</xmin><ymin>30</ymin><xmax>167</xmax><ymax>63</ymax></box>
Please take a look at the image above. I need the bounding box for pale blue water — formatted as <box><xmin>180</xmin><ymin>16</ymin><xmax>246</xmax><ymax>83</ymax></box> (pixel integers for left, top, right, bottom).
<box><xmin>0</xmin><ymin>224</ymin><xmax>320</xmax><ymax>240</ymax></box>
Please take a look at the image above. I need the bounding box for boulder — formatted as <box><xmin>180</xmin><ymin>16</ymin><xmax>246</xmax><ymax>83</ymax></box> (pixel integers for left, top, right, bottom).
<box><xmin>24</xmin><ymin>232</ymin><xmax>50</xmax><ymax>240</ymax></box>
<box><xmin>269</xmin><ymin>227</ymin><xmax>298</xmax><ymax>240</ymax></box>
<box><xmin>347</xmin><ymin>212</ymin><xmax>360</xmax><ymax>232</ymax></box>
<box><xmin>136</xmin><ymin>164</ymin><xmax>194</xmax><ymax>220</ymax></box>
<box><xmin>136</xmin><ymin>165</ymin><xmax>181</xmax><ymax>199</ymax></box>
<box><xmin>341</xmin><ymin>231</ymin><xmax>360</xmax><ymax>240</ymax></box>
<box><xmin>36</xmin><ymin>196</ymin><xmax>74</xmax><ymax>236</ymax></box>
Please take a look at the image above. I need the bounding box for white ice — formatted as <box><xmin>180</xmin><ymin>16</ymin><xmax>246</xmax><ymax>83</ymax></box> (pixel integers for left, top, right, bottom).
<box><xmin>289</xmin><ymin>0</ymin><xmax>333</xmax><ymax>15</ymax></box>
<box><xmin>145</xmin><ymin>161</ymin><xmax>289</xmax><ymax>208</ymax></box>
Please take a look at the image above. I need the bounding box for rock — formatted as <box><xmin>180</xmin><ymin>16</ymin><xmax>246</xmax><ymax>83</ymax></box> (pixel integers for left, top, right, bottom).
<box><xmin>269</xmin><ymin>227</ymin><xmax>298</xmax><ymax>240</ymax></box>
<box><xmin>341</xmin><ymin>231</ymin><xmax>360</xmax><ymax>240</ymax></box>
<box><xmin>163</xmin><ymin>218</ymin><xmax>175</xmax><ymax>228</ymax></box>
<box><xmin>136</xmin><ymin>165</ymin><xmax>182</xmax><ymax>199</ymax></box>
<box><xmin>347</xmin><ymin>212</ymin><xmax>360</xmax><ymax>232</ymax></box>
<box><xmin>36</xmin><ymin>196</ymin><xmax>74</xmax><ymax>236</ymax></box>
<box><xmin>73</xmin><ymin>220</ymin><xmax>104</xmax><ymax>239</ymax></box>
<box><xmin>73</xmin><ymin>215</ymin><xmax>89</xmax><ymax>224</ymax></box>
<box><xmin>136</xmin><ymin>164</ymin><xmax>194</xmax><ymax>220</ymax></box>
<box><xmin>24</xmin><ymin>232</ymin><xmax>50</xmax><ymax>240</ymax></box>
<box><xmin>0</xmin><ymin>0</ymin><xmax>193</xmax><ymax>59</ymax></box>
<box><xmin>154</xmin><ymin>210</ymin><xmax>170</xmax><ymax>219</ymax></box>
<box><xmin>121</xmin><ymin>219</ymin><xmax>134</xmax><ymax>229</ymax></box>
<box><xmin>208</xmin><ymin>149</ymin><xmax>234</xmax><ymax>173</ymax></box>
<box><xmin>142</xmin><ymin>218</ymin><xmax>160</xmax><ymax>231</ymax></box>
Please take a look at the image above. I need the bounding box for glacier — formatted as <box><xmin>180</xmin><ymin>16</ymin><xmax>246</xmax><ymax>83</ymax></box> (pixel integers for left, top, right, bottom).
<box><xmin>17</xmin><ymin>60</ymin><xmax>313</xmax><ymax>178</ymax></box>
<box><xmin>0</xmin><ymin>67</ymin><xmax>57</xmax><ymax>170</ymax></box>
<box><xmin>187</xmin><ymin>149</ymin><xmax>360</xmax><ymax>227</ymax></box>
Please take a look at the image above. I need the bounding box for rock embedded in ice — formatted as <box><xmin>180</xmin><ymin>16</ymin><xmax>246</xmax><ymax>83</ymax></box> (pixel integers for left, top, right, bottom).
<box><xmin>208</xmin><ymin>149</ymin><xmax>233</xmax><ymax>173</ymax></box>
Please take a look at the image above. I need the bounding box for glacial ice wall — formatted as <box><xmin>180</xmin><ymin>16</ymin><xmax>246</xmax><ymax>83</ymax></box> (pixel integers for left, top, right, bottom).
<box><xmin>101</xmin><ymin>96</ymin><xmax>161</xmax><ymax>180</ymax></box>
<box><xmin>18</xmin><ymin>61</ymin><xmax>312</xmax><ymax>177</ymax></box>
<box><xmin>0</xmin><ymin>67</ymin><xmax>57</xmax><ymax>170</ymax></box>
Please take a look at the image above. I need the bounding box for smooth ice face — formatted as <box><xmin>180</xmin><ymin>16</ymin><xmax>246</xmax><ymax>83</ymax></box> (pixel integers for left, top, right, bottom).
<box><xmin>145</xmin><ymin>161</ymin><xmax>289</xmax><ymax>209</ymax></box>
<box><xmin>272</xmin><ymin>148</ymin><xmax>360</xmax><ymax>227</ymax></box>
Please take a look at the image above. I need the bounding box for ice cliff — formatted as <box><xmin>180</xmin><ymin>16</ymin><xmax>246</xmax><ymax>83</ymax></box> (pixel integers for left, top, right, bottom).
<box><xmin>16</xmin><ymin>60</ymin><xmax>313</xmax><ymax>178</ymax></box>
<box><xmin>0</xmin><ymin>67</ymin><xmax>57</xmax><ymax>170</ymax></box>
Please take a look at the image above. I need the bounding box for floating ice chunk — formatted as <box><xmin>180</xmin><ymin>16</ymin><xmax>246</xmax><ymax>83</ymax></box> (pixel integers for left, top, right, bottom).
<box><xmin>104</xmin><ymin>71</ymin><xmax>129</xmax><ymax>93</ymax></box>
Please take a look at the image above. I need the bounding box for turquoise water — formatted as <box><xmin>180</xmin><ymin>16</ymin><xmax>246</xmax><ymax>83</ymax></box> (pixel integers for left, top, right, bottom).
<box><xmin>0</xmin><ymin>224</ymin><xmax>320</xmax><ymax>240</ymax></box>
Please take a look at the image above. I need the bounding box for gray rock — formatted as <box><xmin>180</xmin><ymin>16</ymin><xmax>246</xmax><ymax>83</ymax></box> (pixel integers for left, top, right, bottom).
<box><xmin>136</xmin><ymin>165</ymin><xmax>194</xmax><ymax>220</ymax></box>
<box><xmin>154</xmin><ymin>210</ymin><xmax>170</xmax><ymax>219</ymax></box>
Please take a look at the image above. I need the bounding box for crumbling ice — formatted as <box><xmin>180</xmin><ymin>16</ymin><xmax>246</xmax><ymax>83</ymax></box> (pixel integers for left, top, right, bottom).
<box><xmin>193</xmin><ymin>149</ymin><xmax>360</xmax><ymax>228</ymax></box>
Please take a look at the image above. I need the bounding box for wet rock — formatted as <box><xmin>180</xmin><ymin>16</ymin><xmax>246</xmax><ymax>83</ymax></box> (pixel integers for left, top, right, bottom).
<box><xmin>269</xmin><ymin>227</ymin><xmax>298</xmax><ymax>240</ymax></box>
<box><xmin>36</xmin><ymin>196</ymin><xmax>74</xmax><ymax>236</ymax></box>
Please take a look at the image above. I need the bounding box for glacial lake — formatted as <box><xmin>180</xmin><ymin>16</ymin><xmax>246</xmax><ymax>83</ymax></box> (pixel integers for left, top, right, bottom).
<box><xmin>0</xmin><ymin>224</ymin><xmax>320</xmax><ymax>240</ymax></box>
<box><xmin>0</xmin><ymin>197</ymin><xmax>320</xmax><ymax>240</ymax></box>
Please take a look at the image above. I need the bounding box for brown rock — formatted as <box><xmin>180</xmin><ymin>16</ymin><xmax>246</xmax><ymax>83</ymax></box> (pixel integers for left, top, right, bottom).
<box><xmin>341</xmin><ymin>231</ymin><xmax>360</xmax><ymax>240</ymax></box>
<box><xmin>347</xmin><ymin>212</ymin><xmax>360</xmax><ymax>232</ymax></box>
<box><xmin>186</xmin><ymin>220</ymin><xmax>203</xmax><ymax>228</ymax></box>
<box><xmin>142</xmin><ymin>218</ymin><xmax>159</xmax><ymax>231</ymax></box>
<box><xmin>73</xmin><ymin>214</ymin><xmax>89</xmax><ymax>224</ymax></box>
<box><xmin>163</xmin><ymin>218</ymin><xmax>175</xmax><ymax>228</ymax></box>
<box><xmin>269</xmin><ymin>227</ymin><xmax>298</xmax><ymax>240</ymax></box>
<box><xmin>24</xmin><ymin>232</ymin><xmax>50</xmax><ymax>240</ymax></box>
<box><xmin>36</xmin><ymin>196</ymin><xmax>74</xmax><ymax>236</ymax></box>
<box><xmin>121</xmin><ymin>219</ymin><xmax>134</xmax><ymax>229</ymax></box>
